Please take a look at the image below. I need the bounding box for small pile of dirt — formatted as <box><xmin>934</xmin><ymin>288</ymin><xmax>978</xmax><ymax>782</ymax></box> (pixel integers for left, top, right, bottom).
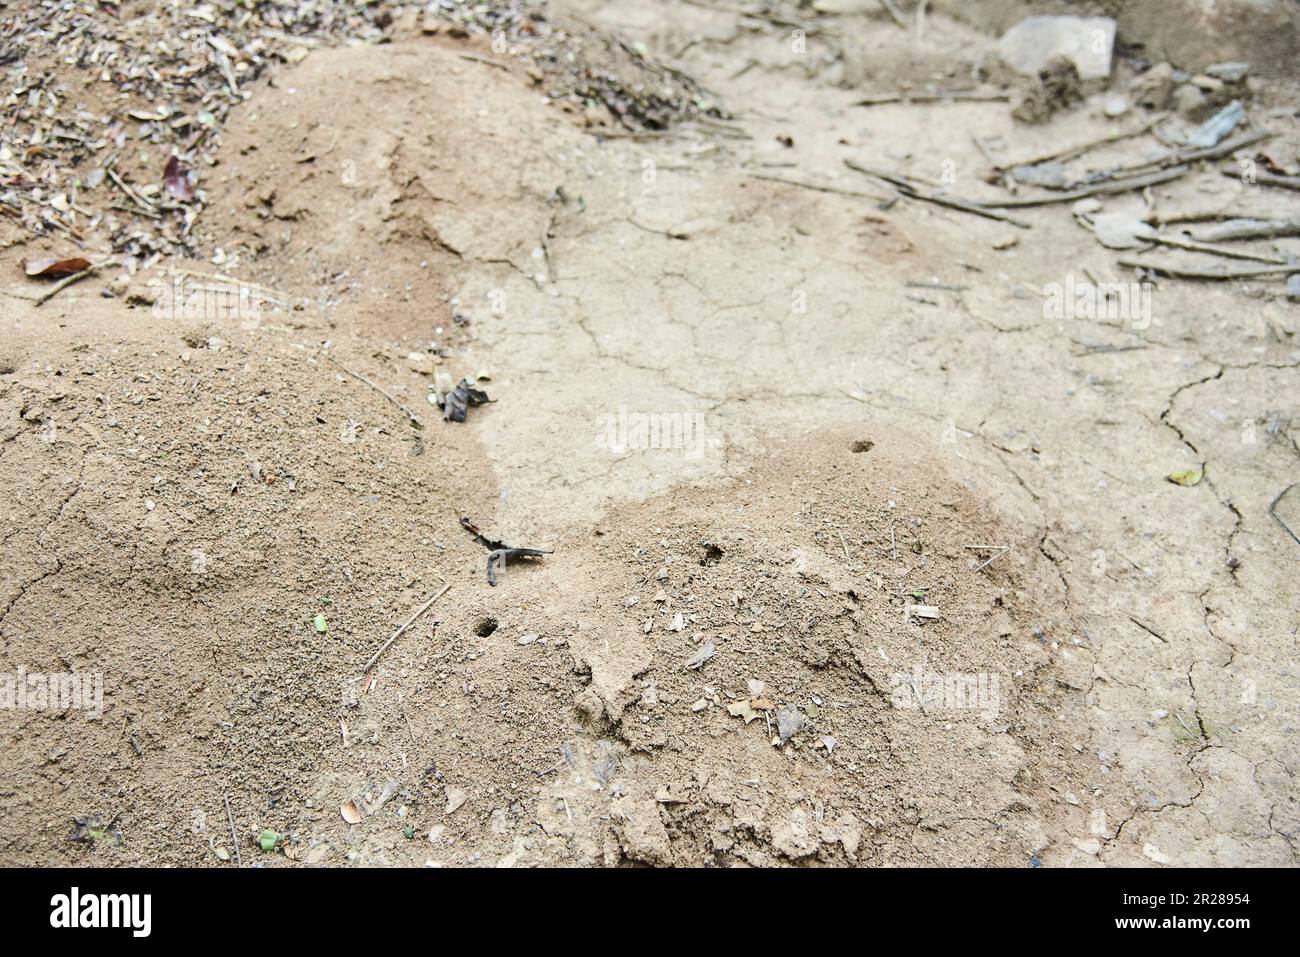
<box><xmin>1011</xmin><ymin>56</ymin><xmax>1083</xmax><ymax>124</ymax></box>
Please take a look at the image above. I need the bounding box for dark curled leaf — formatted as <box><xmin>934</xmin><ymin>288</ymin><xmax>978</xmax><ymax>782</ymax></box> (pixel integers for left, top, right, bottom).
<box><xmin>23</xmin><ymin>256</ymin><xmax>92</xmax><ymax>278</ymax></box>
<box><xmin>461</xmin><ymin>517</ymin><xmax>552</xmax><ymax>585</ymax></box>
<box><xmin>441</xmin><ymin>378</ymin><xmax>490</xmax><ymax>422</ymax></box>
<box><xmin>487</xmin><ymin>547</ymin><xmax>553</xmax><ymax>586</ymax></box>
<box><xmin>164</xmin><ymin>155</ymin><xmax>194</xmax><ymax>200</ymax></box>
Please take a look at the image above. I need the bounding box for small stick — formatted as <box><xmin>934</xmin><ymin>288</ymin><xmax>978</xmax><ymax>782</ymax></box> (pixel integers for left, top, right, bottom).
<box><xmin>1222</xmin><ymin>168</ymin><xmax>1300</xmax><ymax>192</ymax></box>
<box><xmin>1269</xmin><ymin>482</ymin><xmax>1300</xmax><ymax>545</ymax></box>
<box><xmin>980</xmin><ymin>166</ymin><xmax>1188</xmax><ymax>208</ymax></box>
<box><xmin>1144</xmin><ymin>232</ymin><xmax>1288</xmax><ymax>264</ymax></box>
<box><xmin>879</xmin><ymin>0</ymin><xmax>907</xmax><ymax>29</ymax></box>
<box><xmin>746</xmin><ymin>172</ymin><xmax>890</xmax><ymax>203</ymax></box>
<box><xmin>458</xmin><ymin>52</ymin><xmax>509</xmax><ymax>70</ymax></box>
<box><xmin>1186</xmin><ymin>218</ymin><xmax>1300</xmax><ymax>242</ymax></box>
<box><xmin>32</xmin><ymin>257</ymin><xmax>117</xmax><ymax>306</ymax></box>
<box><xmin>167</xmin><ymin>268</ymin><xmax>289</xmax><ymax>304</ymax></box>
<box><xmin>1118</xmin><ymin>258</ymin><xmax>1297</xmax><ymax>281</ymax></box>
<box><xmin>1076</xmin><ymin>130</ymin><xmax>1269</xmax><ymax>185</ymax></box>
<box><xmin>106</xmin><ymin>167</ymin><xmax>156</xmax><ymax>213</ymax></box>
<box><xmin>326</xmin><ymin>355</ymin><xmax>423</xmax><ymax>430</ymax></box>
<box><xmin>844</xmin><ymin>160</ymin><xmax>1031</xmax><ymax>228</ymax></box>
<box><xmin>996</xmin><ymin>115</ymin><xmax>1169</xmax><ymax>172</ymax></box>
<box><xmin>361</xmin><ymin>583</ymin><xmax>451</xmax><ymax>673</ymax></box>
<box><xmin>224</xmin><ymin>793</ymin><xmax>242</xmax><ymax>868</ymax></box>
<box><xmin>854</xmin><ymin>90</ymin><xmax>1009</xmax><ymax>106</ymax></box>
<box><xmin>964</xmin><ymin>544</ymin><xmax>1010</xmax><ymax>572</ymax></box>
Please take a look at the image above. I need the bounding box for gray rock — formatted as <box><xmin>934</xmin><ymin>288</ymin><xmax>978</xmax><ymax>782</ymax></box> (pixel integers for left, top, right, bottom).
<box><xmin>1286</xmin><ymin>274</ymin><xmax>1300</xmax><ymax>302</ymax></box>
<box><xmin>1186</xmin><ymin>100</ymin><xmax>1244</xmax><ymax>149</ymax></box>
<box><xmin>1172</xmin><ymin>83</ymin><xmax>1208</xmax><ymax>118</ymax></box>
<box><xmin>1010</xmin><ymin>161</ymin><xmax>1067</xmax><ymax>188</ymax></box>
<box><xmin>1132</xmin><ymin>63</ymin><xmax>1174</xmax><ymax>110</ymax></box>
<box><xmin>997</xmin><ymin>16</ymin><xmax>1115</xmax><ymax>81</ymax></box>
<box><xmin>1206</xmin><ymin>61</ymin><xmax>1250</xmax><ymax>84</ymax></box>
<box><xmin>776</xmin><ymin>705</ymin><xmax>806</xmax><ymax>743</ymax></box>
<box><xmin>1103</xmin><ymin>93</ymin><xmax>1129</xmax><ymax>117</ymax></box>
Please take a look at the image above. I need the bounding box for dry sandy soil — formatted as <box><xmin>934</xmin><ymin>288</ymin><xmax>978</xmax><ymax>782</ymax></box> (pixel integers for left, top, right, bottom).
<box><xmin>1</xmin><ymin>1</ymin><xmax>1297</xmax><ymax>867</ymax></box>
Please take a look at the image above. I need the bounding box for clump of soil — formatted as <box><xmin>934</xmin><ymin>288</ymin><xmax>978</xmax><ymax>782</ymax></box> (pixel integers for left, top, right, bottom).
<box><xmin>1011</xmin><ymin>56</ymin><xmax>1083</xmax><ymax>123</ymax></box>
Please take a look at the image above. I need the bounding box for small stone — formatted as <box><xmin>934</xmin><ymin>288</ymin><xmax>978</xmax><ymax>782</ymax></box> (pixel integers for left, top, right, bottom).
<box><xmin>1132</xmin><ymin>62</ymin><xmax>1174</xmax><ymax>110</ymax></box>
<box><xmin>445</xmin><ymin>789</ymin><xmax>467</xmax><ymax>814</ymax></box>
<box><xmin>1286</xmin><ymin>274</ymin><xmax>1300</xmax><ymax>302</ymax></box>
<box><xmin>1172</xmin><ymin>83</ymin><xmax>1208</xmax><ymax>119</ymax></box>
<box><xmin>1102</xmin><ymin>93</ymin><xmax>1128</xmax><ymax>117</ymax></box>
<box><xmin>1206</xmin><ymin>61</ymin><xmax>1249</xmax><ymax>84</ymax></box>
<box><xmin>776</xmin><ymin>705</ymin><xmax>806</xmax><ymax>744</ymax></box>
<box><xmin>997</xmin><ymin>16</ymin><xmax>1115</xmax><ymax>81</ymax></box>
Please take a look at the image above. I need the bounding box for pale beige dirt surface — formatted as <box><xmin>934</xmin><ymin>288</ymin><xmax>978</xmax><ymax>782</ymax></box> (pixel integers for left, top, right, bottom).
<box><xmin>1</xmin><ymin>3</ymin><xmax>1297</xmax><ymax>867</ymax></box>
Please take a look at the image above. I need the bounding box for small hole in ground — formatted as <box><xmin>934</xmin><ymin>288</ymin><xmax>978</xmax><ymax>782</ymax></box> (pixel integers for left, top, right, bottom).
<box><xmin>700</xmin><ymin>543</ymin><xmax>724</xmax><ymax>566</ymax></box>
<box><xmin>851</xmin><ymin>439</ymin><xmax>874</xmax><ymax>453</ymax></box>
<box><xmin>475</xmin><ymin>617</ymin><xmax>498</xmax><ymax>637</ymax></box>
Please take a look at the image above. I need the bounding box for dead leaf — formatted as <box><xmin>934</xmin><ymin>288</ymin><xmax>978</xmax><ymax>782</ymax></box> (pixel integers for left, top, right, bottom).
<box><xmin>445</xmin><ymin>788</ymin><xmax>467</xmax><ymax>813</ymax></box>
<box><xmin>441</xmin><ymin>378</ymin><xmax>490</xmax><ymax>422</ymax></box>
<box><xmin>727</xmin><ymin>696</ymin><xmax>773</xmax><ymax>723</ymax></box>
<box><xmin>683</xmin><ymin>640</ymin><xmax>715</xmax><ymax>670</ymax></box>
<box><xmin>164</xmin><ymin>155</ymin><xmax>194</xmax><ymax>200</ymax></box>
<box><xmin>23</xmin><ymin>256</ymin><xmax>91</xmax><ymax>278</ymax></box>
<box><xmin>340</xmin><ymin>800</ymin><xmax>363</xmax><ymax>824</ymax></box>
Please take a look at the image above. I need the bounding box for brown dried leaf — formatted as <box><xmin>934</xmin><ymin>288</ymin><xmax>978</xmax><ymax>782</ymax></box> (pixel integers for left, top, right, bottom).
<box><xmin>23</xmin><ymin>256</ymin><xmax>92</xmax><ymax>278</ymax></box>
<box><xmin>164</xmin><ymin>155</ymin><xmax>194</xmax><ymax>200</ymax></box>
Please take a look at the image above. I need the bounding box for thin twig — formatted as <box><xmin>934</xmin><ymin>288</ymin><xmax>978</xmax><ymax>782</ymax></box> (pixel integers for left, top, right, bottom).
<box><xmin>1186</xmin><ymin>218</ymin><xmax>1300</xmax><ymax>242</ymax></box>
<box><xmin>29</xmin><ymin>257</ymin><xmax>117</xmax><ymax>306</ymax></box>
<box><xmin>1118</xmin><ymin>258</ymin><xmax>1297</xmax><ymax>280</ymax></box>
<box><xmin>1230</xmin><ymin>168</ymin><xmax>1300</xmax><ymax>192</ymax></box>
<box><xmin>996</xmin><ymin>115</ymin><xmax>1169</xmax><ymax>171</ymax></box>
<box><xmin>854</xmin><ymin>90</ymin><xmax>1009</xmax><ymax>106</ymax></box>
<box><xmin>106</xmin><ymin>167</ymin><xmax>156</xmax><ymax>212</ymax></box>
<box><xmin>746</xmin><ymin>171</ymin><xmax>890</xmax><ymax>204</ymax></box>
<box><xmin>879</xmin><ymin>0</ymin><xmax>907</xmax><ymax>29</ymax></box>
<box><xmin>1144</xmin><ymin>232</ymin><xmax>1288</xmax><ymax>264</ymax></box>
<box><xmin>458</xmin><ymin>52</ymin><xmax>509</xmax><ymax>70</ymax></box>
<box><xmin>964</xmin><ymin>544</ymin><xmax>1010</xmax><ymax>572</ymax></box>
<box><xmin>224</xmin><ymin>793</ymin><xmax>242</xmax><ymax>868</ymax></box>
<box><xmin>1269</xmin><ymin>482</ymin><xmax>1300</xmax><ymax>545</ymax></box>
<box><xmin>1076</xmin><ymin>130</ymin><xmax>1270</xmax><ymax>186</ymax></box>
<box><xmin>980</xmin><ymin>166</ymin><xmax>1188</xmax><ymax>208</ymax></box>
<box><xmin>326</xmin><ymin>355</ymin><xmax>423</xmax><ymax>430</ymax></box>
<box><xmin>361</xmin><ymin>583</ymin><xmax>452</xmax><ymax>673</ymax></box>
<box><xmin>844</xmin><ymin>160</ymin><xmax>1031</xmax><ymax>228</ymax></box>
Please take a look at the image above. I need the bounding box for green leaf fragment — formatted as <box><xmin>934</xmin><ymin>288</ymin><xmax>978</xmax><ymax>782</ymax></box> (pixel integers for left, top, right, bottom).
<box><xmin>1167</xmin><ymin>468</ymin><xmax>1203</xmax><ymax>487</ymax></box>
<box><xmin>313</xmin><ymin>613</ymin><xmax>328</xmax><ymax>633</ymax></box>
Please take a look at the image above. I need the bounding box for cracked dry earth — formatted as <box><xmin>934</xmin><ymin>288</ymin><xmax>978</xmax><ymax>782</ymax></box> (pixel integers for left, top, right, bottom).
<box><xmin>2</xmin><ymin>4</ymin><xmax>1298</xmax><ymax>867</ymax></box>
